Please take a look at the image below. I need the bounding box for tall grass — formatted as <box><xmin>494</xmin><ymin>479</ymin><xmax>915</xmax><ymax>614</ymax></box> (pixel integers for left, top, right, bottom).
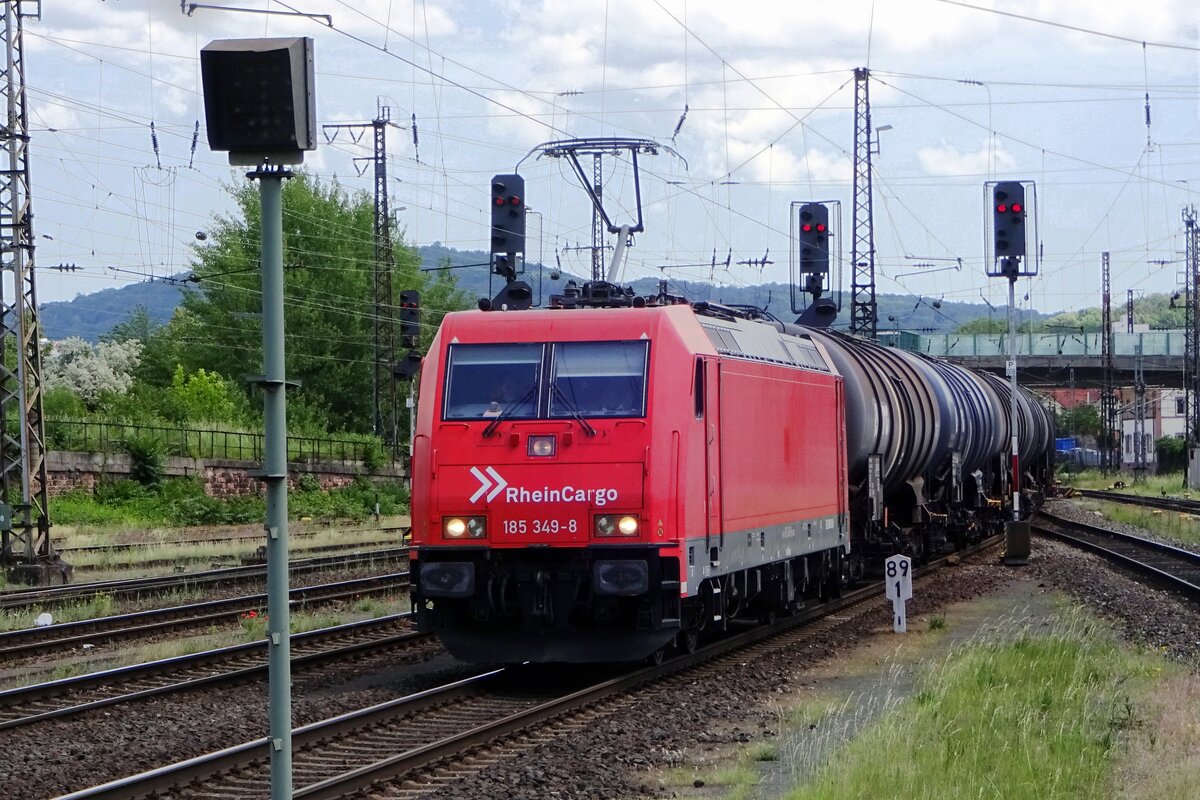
<box><xmin>784</xmin><ymin>612</ymin><xmax>1164</xmax><ymax>800</ymax></box>
<box><xmin>1094</xmin><ymin>501</ymin><xmax>1200</xmax><ymax>548</ymax></box>
<box><xmin>1062</xmin><ymin>469</ymin><xmax>1185</xmax><ymax>496</ymax></box>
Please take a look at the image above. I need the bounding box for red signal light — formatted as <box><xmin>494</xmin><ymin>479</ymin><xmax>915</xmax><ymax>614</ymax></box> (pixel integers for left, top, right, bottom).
<box><xmin>997</xmin><ymin>203</ymin><xmax>1007</xmax><ymax>213</ymax></box>
<box><xmin>494</xmin><ymin>197</ymin><xmax>505</xmax><ymax>206</ymax></box>
<box><xmin>509</xmin><ymin>196</ymin><xmax>521</xmax><ymax>206</ymax></box>
<box><xmin>802</xmin><ymin>223</ymin><xmax>812</xmax><ymax>232</ymax></box>
<box><xmin>1011</xmin><ymin>202</ymin><xmax>1022</xmax><ymax>213</ymax></box>
<box><xmin>816</xmin><ymin>223</ymin><xmax>826</xmax><ymax>232</ymax></box>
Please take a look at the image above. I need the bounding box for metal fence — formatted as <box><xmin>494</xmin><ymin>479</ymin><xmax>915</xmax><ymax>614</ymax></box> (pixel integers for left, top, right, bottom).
<box><xmin>905</xmin><ymin>330</ymin><xmax>1187</xmax><ymax>358</ymax></box>
<box><xmin>44</xmin><ymin>419</ymin><xmax>382</xmax><ymax>464</ymax></box>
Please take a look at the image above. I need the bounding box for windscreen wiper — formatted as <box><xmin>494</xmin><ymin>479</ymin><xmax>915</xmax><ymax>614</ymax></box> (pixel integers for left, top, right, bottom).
<box><xmin>551</xmin><ymin>383</ymin><xmax>597</xmax><ymax>437</ymax></box>
<box><xmin>482</xmin><ymin>385</ymin><xmax>537</xmax><ymax>438</ymax></box>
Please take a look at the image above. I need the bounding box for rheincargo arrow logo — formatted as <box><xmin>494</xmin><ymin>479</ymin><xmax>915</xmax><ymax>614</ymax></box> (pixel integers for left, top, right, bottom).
<box><xmin>469</xmin><ymin>466</ymin><xmax>508</xmax><ymax>503</ymax></box>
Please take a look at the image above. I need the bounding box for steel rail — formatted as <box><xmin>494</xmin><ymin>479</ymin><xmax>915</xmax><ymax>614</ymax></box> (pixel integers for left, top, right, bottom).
<box><xmin>0</xmin><ymin>547</ymin><xmax>409</xmax><ymax>610</ymax></box>
<box><xmin>55</xmin><ymin>536</ymin><xmax>1001</xmax><ymax>800</ymax></box>
<box><xmin>1033</xmin><ymin>510</ymin><xmax>1200</xmax><ymax>599</ymax></box>
<box><xmin>0</xmin><ymin>572</ymin><xmax>410</xmax><ymax>659</ymax></box>
<box><xmin>0</xmin><ymin>614</ymin><xmax>429</xmax><ymax>731</ymax></box>
<box><xmin>1074</xmin><ymin>488</ymin><xmax>1200</xmax><ymax>515</ymax></box>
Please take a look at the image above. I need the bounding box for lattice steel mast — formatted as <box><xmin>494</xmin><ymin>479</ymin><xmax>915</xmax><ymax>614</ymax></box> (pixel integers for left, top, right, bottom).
<box><xmin>1186</xmin><ymin>207</ymin><xmax>1199</xmax><ymax>456</ymax></box>
<box><xmin>591</xmin><ymin>154</ymin><xmax>603</xmax><ymax>281</ymax></box>
<box><xmin>850</xmin><ymin>67</ymin><xmax>877</xmax><ymax>338</ymax></box>
<box><xmin>1100</xmin><ymin>251</ymin><xmax>1116</xmax><ymax>474</ymax></box>
<box><xmin>323</xmin><ymin>105</ymin><xmax>403</xmax><ymax>449</ymax></box>
<box><xmin>1133</xmin><ymin>342</ymin><xmax>1147</xmax><ymax>481</ymax></box>
<box><xmin>0</xmin><ymin>1</ymin><xmax>56</xmax><ymax>581</ymax></box>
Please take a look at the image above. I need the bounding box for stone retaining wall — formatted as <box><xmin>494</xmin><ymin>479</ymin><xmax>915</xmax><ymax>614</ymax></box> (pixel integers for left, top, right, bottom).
<box><xmin>45</xmin><ymin>451</ymin><xmax>405</xmax><ymax>497</ymax></box>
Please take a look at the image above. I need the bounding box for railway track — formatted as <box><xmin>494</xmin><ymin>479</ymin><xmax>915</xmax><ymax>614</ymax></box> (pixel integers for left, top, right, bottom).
<box><xmin>1033</xmin><ymin>510</ymin><xmax>1200</xmax><ymax>600</ymax></box>
<box><xmin>56</xmin><ymin>536</ymin><xmax>1002</xmax><ymax>800</ymax></box>
<box><xmin>0</xmin><ymin>547</ymin><xmax>409</xmax><ymax>611</ymax></box>
<box><xmin>0</xmin><ymin>613</ymin><xmax>431</xmax><ymax>732</ymax></box>
<box><xmin>1074</xmin><ymin>488</ymin><xmax>1200</xmax><ymax>515</ymax></box>
<box><xmin>0</xmin><ymin>572</ymin><xmax>410</xmax><ymax>660</ymax></box>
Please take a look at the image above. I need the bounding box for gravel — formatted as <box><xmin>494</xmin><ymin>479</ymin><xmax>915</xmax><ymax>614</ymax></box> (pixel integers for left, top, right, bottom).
<box><xmin>1048</xmin><ymin>495</ymin><xmax>1200</xmax><ymax>555</ymax></box>
<box><xmin>402</xmin><ymin>515</ymin><xmax>1200</xmax><ymax>800</ymax></box>
<box><xmin>14</xmin><ymin>502</ymin><xmax>1200</xmax><ymax>800</ymax></box>
<box><xmin>0</xmin><ymin>640</ymin><xmax>475</xmax><ymax>800</ymax></box>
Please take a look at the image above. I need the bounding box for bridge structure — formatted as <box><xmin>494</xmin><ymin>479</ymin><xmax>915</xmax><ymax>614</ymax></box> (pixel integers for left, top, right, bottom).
<box><xmin>886</xmin><ymin>330</ymin><xmax>1186</xmax><ymax>388</ymax></box>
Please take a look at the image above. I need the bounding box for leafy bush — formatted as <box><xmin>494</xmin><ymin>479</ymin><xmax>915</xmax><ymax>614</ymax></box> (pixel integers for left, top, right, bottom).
<box><xmin>94</xmin><ymin>478</ymin><xmax>151</xmax><ymax>504</ymax></box>
<box><xmin>360</xmin><ymin>440</ymin><xmax>389</xmax><ymax>473</ymax></box>
<box><xmin>123</xmin><ymin>433</ymin><xmax>166</xmax><ymax>487</ymax></box>
<box><xmin>43</xmin><ymin>387</ymin><xmax>88</xmax><ymax>418</ymax></box>
<box><xmin>162</xmin><ymin>366</ymin><xmax>252</xmax><ymax>426</ymax></box>
<box><xmin>294</xmin><ymin>473</ymin><xmax>322</xmax><ymax>493</ymax></box>
<box><xmin>1156</xmin><ymin>436</ymin><xmax>1186</xmax><ymax>474</ymax></box>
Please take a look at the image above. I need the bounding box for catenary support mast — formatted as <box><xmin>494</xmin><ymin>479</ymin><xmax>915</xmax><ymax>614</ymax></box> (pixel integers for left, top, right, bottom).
<box><xmin>0</xmin><ymin>0</ymin><xmax>58</xmax><ymax>582</ymax></box>
<box><xmin>850</xmin><ymin>67</ymin><xmax>877</xmax><ymax>339</ymax></box>
<box><xmin>323</xmin><ymin>107</ymin><xmax>403</xmax><ymax>452</ymax></box>
<box><xmin>1100</xmin><ymin>251</ymin><xmax>1116</xmax><ymax>475</ymax></box>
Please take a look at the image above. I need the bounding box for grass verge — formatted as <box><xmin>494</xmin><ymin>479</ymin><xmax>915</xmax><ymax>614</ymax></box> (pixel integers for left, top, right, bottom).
<box><xmin>783</xmin><ymin>610</ymin><xmax>1178</xmax><ymax>800</ymax></box>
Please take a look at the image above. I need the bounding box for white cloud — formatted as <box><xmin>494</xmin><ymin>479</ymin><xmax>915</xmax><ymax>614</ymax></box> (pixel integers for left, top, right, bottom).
<box><xmin>917</xmin><ymin>140</ymin><xmax>1016</xmax><ymax>177</ymax></box>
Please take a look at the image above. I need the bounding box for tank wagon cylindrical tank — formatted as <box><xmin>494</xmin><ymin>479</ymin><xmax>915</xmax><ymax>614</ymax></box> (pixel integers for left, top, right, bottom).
<box><xmin>797</xmin><ymin>330</ymin><xmax>1053</xmax><ymax>490</ymax></box>
<box><xmin>792</xmin><ymin>327</ymin><xmax>1054</xmax><ymax>557</ymax></box>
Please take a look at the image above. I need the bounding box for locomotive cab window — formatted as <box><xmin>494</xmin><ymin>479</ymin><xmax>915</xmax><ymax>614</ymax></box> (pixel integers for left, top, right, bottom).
<box><xmin>550</xmin><ymin>341</ymin><xmax>648</xmax><ymax>418</ymax></box>
<box><xmin>443</xmin><ymin>343</ymin><xmax>542</xmax><ymax>419</ymax></box>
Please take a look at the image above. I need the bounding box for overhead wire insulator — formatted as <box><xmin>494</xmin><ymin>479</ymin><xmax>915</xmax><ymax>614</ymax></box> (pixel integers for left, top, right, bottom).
<box><xmin>189</xmin><ymin>120</ymin><xmax>200</xmax><ymax>169</ymax></box>
<box><xmin>150</xmin><ymin>121</ymin><xmax>161</xmax><ymax>169</ymax></box>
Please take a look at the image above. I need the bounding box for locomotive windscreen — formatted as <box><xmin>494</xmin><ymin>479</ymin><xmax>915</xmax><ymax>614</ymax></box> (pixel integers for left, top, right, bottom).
<box><xmin>441</xmin><ymin>340</ymin><xmax>648</xmax><ymax>420</ymax></box>
<box><xmin>443</xmin><ymin>343</ymin><xmax>542</xmax><ymax>419</ymax></box>
<box><xmin>549</xmin><ymin>341</ymin><xmax>648</xmax><ymax>418</ymax></box>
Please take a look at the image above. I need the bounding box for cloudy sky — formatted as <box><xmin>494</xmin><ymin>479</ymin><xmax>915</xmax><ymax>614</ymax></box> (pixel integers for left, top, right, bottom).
<box><xmin>19</xmin><ymin>0</ymin><xmax>1200</xmax><ymax>330</ymax></box>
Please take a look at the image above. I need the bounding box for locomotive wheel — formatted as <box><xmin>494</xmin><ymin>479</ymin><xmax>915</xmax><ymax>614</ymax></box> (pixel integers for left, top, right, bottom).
<box><xmin>678</xmin><ymin>628</ymin><xmax>700</xmax><ymax>654</ymax></box>
<box><xmin>646</xmin><ymin>645</ymin><xmax>668</xmax><ymax>666</ymax></box>
<box><xmin>825</xmin><ymin>552</ymin><xmax>844</xmax><ymax>599</ymax></box>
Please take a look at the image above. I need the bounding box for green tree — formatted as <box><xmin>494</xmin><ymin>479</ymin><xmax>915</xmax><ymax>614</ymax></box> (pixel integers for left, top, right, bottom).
<box><xmin>176</xmin><ymin>173</ymin><xmax>466</xmax><ymax>432</ymax></box>
<box><xmin>954</xmin><ymin>317</ymin><xmax>1008</xmax><ymax>334</ymax></box>
<box><xmin>103</xmin><ymin>305</ymin><xmax>183</xmax><ymax>388</ymax></box>
<box><xmin>1156</xmin><ymin>435</ymin><xmax>1186</xmax><ymax>473</ymax></box>
<box><xmin>162</xmin><ymin>366</ymin><xmax>250</xmax><ymax>425</ymax></box>
<box><xmin>1057</xmin><ymin>403</ymin><xmax>1101</xmax><ymax>437</ymax></box>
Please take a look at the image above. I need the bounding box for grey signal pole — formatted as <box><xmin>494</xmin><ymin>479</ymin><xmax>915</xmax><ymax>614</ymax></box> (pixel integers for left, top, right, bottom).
<box><xmin>254</xmin><ymin>165</ymin><xmax>293</xmax><ymax>798</ymax></box>
<box><xmin>200</xmin><ymin>35</ymin><xmax>316</xmax><ymax>800</ymax></box>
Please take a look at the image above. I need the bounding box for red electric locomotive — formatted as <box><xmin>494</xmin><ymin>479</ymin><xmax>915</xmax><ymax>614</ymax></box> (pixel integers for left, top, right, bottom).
<box><xmin>409</xmin><ymin>284</ymin><xmax>1054</xmax><ymax>664</ymax></box>
<box><xmin>410</xmin><ymin>294</ymin><xmax>850</xmax><ymax>663</ymax></box>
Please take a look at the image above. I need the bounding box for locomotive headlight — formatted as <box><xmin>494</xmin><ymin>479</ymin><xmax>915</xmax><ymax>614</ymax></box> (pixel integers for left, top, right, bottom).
<box><xmin>443</xmin><ymin>516</ymin><xmax>486</xmax><ymax>539</ymax></box>
<box><xmin>594</xmin><ymin>514</ymin><xmax>639</xmax><ymax>537</ymax></box>
<box><xmin>527</xmin><ymin>434</ymin><xmax>557</xmax><ymax>457</ymax></box>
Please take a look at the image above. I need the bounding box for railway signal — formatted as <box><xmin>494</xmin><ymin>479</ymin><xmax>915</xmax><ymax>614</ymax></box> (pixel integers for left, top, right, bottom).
<box><xmin>399</xmin><ymin>289</ymin><xmax>420</xmax><ymax>348</ymax></box>
<box><xmin>992</xmin><ymin>181</ymin><xmax>1026</xmax><ymax>263</ymax></box>
<box><xmin>797</xmin><ymin>202</ymin><xmax>830</xmax><ymax>274</ymax></box>
<box><xmin>490</xmin><ymin>174</ymin><xmax>526</xmax><ymax>259</ymax></box>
